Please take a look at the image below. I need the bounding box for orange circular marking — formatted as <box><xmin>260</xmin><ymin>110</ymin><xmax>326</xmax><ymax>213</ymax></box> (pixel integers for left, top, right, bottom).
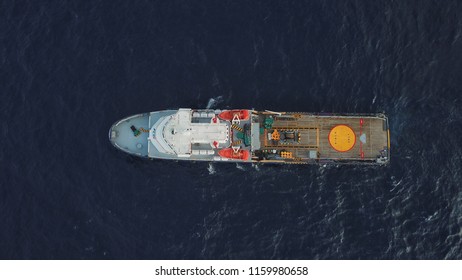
<box><xmin>328</xmin><ymin>125</ymin><xmax>356</xmax><ymax>152</ymax></box>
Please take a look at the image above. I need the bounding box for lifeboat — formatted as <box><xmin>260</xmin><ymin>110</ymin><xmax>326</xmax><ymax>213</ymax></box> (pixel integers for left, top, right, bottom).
<box><xmin>218</xmin><ymin>110</ymin><xmax>249</xmax><ymax>121</ymax></box>
<box><xmin>218</xmin><ymin>148</ymin><xmax>250</xmax><ymax>160</ymax></box>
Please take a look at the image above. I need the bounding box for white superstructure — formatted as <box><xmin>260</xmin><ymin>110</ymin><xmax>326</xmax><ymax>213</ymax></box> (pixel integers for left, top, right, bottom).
<box><xmin>148</xmin><ymin>109</ymin><xmax>229</xmax><ymax>157</ymax></box>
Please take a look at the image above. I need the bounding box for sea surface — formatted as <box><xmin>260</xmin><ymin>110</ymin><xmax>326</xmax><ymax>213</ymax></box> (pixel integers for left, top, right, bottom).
<box><xmin>1</xmin><ymin>0</ymin><xmax>462</xmax><ymax>259</ymax></box>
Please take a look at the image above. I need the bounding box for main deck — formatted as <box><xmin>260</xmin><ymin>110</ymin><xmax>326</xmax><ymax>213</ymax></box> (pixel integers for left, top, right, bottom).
<box><xmin>254</xmin><ymin>112</ymin><xmax>390</xmax><ymax>164</ymax></box>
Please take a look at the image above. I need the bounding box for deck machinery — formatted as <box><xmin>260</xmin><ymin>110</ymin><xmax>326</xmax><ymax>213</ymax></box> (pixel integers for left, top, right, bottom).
<box><xmin>109</xmin><ymin>109</ymin><xmax>390</xmax><ymax>165</ymax></box>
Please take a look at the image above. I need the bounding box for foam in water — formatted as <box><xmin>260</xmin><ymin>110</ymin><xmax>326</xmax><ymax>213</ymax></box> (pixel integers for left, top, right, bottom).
<box><xmin>206</xmin><ymin>96</ymin><xmax>224</xmax><ymax>109</ymax></box>
<box><xmin>235</xmin><ymin>163</ymin><xmax>245</xmax><ymax>171</ymax></box>
<box><xmin>207</xmin><ymin>163</ymin><xmax>216</xmax><ymax>174</ymax></box>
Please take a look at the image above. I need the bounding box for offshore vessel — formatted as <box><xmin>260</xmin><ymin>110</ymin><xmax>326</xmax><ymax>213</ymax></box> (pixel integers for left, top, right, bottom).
<box><xmin>109</xmin><ymin>109</ymin><xmax>390</xmax><ymax>165</ymax></box>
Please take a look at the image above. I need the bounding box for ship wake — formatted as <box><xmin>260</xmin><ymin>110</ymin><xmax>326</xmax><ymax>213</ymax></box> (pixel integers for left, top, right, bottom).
<box><xmin>206</xmin><ymin>96</ymin><xmax>224</xmax><ymax>109</ymax></box>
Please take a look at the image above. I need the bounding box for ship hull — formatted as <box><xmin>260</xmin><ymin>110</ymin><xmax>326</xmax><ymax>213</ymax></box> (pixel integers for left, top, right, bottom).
<box><xmin>109</xmin><ymin>109</ymin><xmax>390</xmax><ymax>165</ymax></box>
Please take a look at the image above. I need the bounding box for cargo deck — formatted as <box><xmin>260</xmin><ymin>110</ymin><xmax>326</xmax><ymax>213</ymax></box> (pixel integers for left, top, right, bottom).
<box><xmin>255</xmin><ymin>112</ymin><xmax>390</xmax><ymax>164</ymax></box>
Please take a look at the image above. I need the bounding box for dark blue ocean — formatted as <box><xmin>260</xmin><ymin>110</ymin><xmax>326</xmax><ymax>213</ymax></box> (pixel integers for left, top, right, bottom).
<box><xmin>1</xmin><ymin>0</ymin><xmax>462</xmax><ymax>259</ymax></box>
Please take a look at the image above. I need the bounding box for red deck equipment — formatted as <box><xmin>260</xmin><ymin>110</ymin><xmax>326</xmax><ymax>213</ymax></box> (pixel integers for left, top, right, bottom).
<box><xmin>218</xmin><ymin>110</ymin><xmax>249</xmax><ymax>121</ymax></box>
<box><xmin>218</xmin><ymin>148</ymin><xmax>250</xmax><ymax>160</ymax></box>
